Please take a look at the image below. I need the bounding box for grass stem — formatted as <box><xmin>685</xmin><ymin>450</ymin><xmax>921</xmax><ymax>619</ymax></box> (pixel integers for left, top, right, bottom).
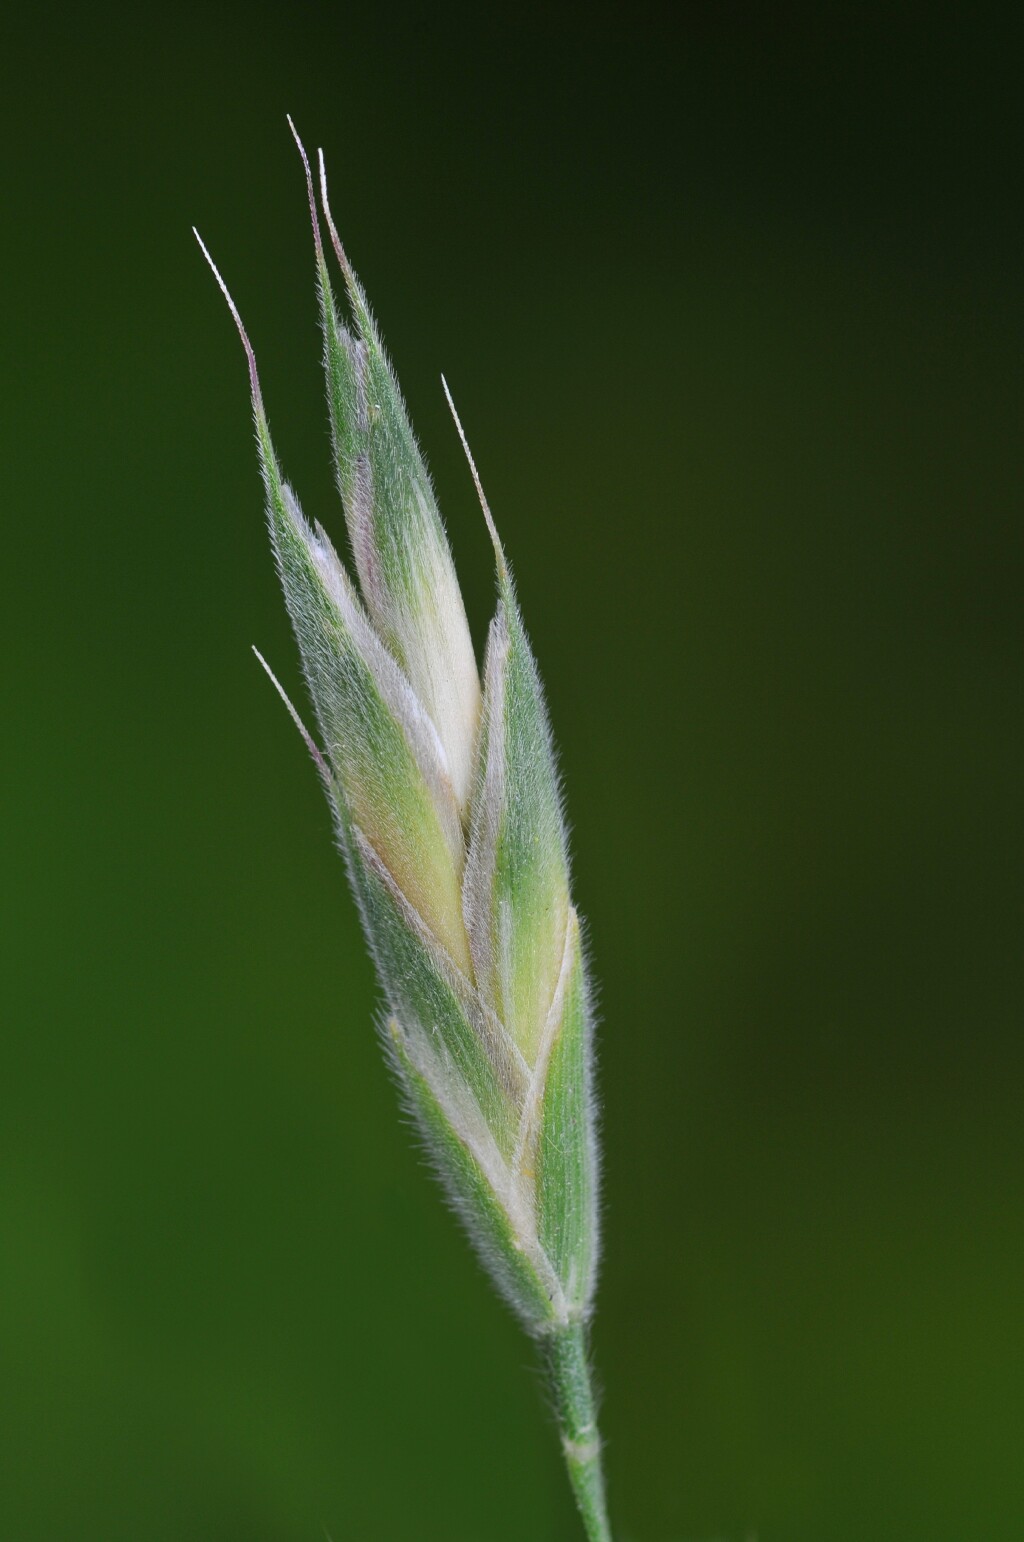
<box><xmin>546</xmin><ymin>1322</ymin><xmax>612</xmax><ymax>1542</ymax></box>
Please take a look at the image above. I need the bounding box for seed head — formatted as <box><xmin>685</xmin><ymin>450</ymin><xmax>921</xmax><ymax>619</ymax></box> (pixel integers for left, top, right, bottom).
<box><xmin>196</xmin><ymin>125</ymin><xmax>600</xmax><ymax>1335</ymax></box>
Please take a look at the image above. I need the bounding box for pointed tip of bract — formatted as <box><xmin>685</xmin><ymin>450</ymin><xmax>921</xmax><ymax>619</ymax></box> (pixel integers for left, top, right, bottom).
<box><xmin>287</xmin><ymin>115</ymin><xmax>325</xmax><ymax>266</ymax></box>
<box><xmin>194</xmin><ymin>227</ymin><xmax>264</xmax><ymax>416</ymax></box>
<box><xmin>316</xmin><ymin>148</ymin><xmax>381</xmax><ymax>349</ymax></box>
<box><xmin>441</xmin><ymin>375</ymin><xmax>509</xmax><ymax>584</ymax></box>
<box><xmin>317</xmin><ymin>147</ymin><xmax>355</xmax><ymax>286</ymax></box>
<box><xmin>252</xmin><ymin>645</ymin><xmax>331</xmax><ymax>785</ymax></box>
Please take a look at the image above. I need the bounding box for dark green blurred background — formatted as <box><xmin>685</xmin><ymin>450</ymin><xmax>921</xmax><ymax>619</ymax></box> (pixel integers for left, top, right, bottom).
<box><xmin>2</xmin><ymin>4</ymin><xmax>1021</xmax><ymax>1538</ymax></box>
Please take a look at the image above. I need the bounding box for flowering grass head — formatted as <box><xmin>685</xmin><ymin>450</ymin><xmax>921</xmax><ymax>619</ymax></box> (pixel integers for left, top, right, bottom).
<box><xmin>197</xmin><ymin>119</ymin><xmax>612</xmax><ymax>1541</ymax></box>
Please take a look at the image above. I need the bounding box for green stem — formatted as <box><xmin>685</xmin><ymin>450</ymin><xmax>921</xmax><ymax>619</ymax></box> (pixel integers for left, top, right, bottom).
<box><xmin>544</xmin><ymin>1321</ymin><xmax>612</xmax><ymax>1542</ymax></box>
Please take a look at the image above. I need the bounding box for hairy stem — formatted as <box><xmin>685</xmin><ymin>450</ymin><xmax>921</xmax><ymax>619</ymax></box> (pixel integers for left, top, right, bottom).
<box><xmin>545</xmin><ymin>1321</ymin><xmax>612</xmax><ymax>1542</ymax></box>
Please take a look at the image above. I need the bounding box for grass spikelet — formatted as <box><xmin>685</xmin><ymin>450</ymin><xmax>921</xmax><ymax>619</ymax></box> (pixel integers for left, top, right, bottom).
<box><xmin>197</xmin><ymin>120</ymin><xmax>613</xmax><ymax>1542</ymax></box>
